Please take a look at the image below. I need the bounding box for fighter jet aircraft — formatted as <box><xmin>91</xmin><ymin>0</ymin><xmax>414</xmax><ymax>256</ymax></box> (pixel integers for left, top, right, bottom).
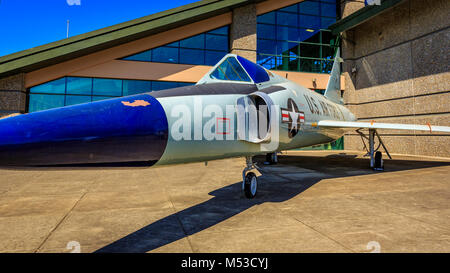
<box><xmin>0</xmin><ymin>53</ymin><xmax>449</xmax><ymax>198</ymax></box>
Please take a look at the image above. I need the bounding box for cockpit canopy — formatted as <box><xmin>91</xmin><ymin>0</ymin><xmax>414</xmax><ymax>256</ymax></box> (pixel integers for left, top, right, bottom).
<box><xmin>197</xmin><ymin>54</ymin><xmax>280</xmax><ymax>85</ymax></box>
<box><xmin>210</xmin><ymin>56</ymin><xmax>252</xmax><ymax>82</ymax></box>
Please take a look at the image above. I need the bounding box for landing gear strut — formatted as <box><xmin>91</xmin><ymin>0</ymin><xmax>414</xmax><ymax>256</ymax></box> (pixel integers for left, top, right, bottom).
<box><xmin>242</xmin><ymin>156</ymin><xmax>259</xmax><ymax>199</ymax></box>
<box><xmin>357</xmin><ymin>128</ymin><xmax>392</xmax><ymax>170</ymax></box>
<box><xmin>264</xmin><ymin>152</ymin><xmax>278</xmax><ymax>165</ymax></box>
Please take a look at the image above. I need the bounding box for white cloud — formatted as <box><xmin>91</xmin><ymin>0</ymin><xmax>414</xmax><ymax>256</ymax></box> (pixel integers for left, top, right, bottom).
<box><xmin>67</xmin><ymin>0</ymin><xmax>81</xmax><ymax>6</ymax></box>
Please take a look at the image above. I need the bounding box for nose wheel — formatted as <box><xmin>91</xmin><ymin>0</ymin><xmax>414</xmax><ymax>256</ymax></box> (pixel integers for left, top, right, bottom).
<box><xmin>244</xmin><ymin>172</ymin><xmax>258</xmax><ymax>198</ymax></box>
<box><xmin>242</xmin><ymin>156</ymin><xmax>258</xmax><ymax>199</ymax></box>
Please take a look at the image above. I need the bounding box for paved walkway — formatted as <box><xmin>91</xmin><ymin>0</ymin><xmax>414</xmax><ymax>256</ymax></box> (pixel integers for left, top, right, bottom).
<box><xmin>0</xmin><ymin>151</ymin><xmax>449</xmax><ymax>253</ymax></box>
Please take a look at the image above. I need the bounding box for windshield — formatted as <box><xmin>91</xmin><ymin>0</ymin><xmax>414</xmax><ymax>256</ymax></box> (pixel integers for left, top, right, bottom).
<box><xmin>210</xmin><ymin>57</ymin><xmax>251</xmax><ymax>82</ymax></box>
<box><xmin>236</xmin><ymin>56</ymin><xmax>270</xmax><ymax>84</ymax></box>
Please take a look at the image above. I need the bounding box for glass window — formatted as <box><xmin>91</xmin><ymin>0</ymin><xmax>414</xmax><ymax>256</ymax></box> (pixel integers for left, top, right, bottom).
<box><xmin>180</xmin><ymin>48</ymin><xmax>204</xmax><ymax>65</ymax></box>
<box><xmin>300</xmin><ymin>44</ymin><xmax>321</xmax><ymax>58</ymax></box>
<box><xmin>277</xmin><ymin>41</ymin><xmax>299</xmax><ymax>57</ymax></box>
<box><xmin>257</xmin><ymin>0</ymin><xmax>339</xmax><ymax>74</ymax></box>
<box><xmin>28</xmin><ymin>94</ymin><xmax>65</xmax><ymax>112</ymax></box>
<box><xmin>277</xmin><ymin>56</ymin><xmax>299</xmax><ymax>71</ymax></box>
<box><xmin>322</xmin><ymin>30</ymin><xmax>335</xmax><ymax>46</ymax></box>
<box><xmin>205</xmin><ymin>34</ymin><xmax>228</xmax><ymax>51</ymax></box>
<box><xmin>300</xmin><ymin>59</ymin><xmax>322</xmax><ymax>73</ymax></box>
<box><xmin>276</xmin><ymin>11</ymin><xmax>297</xmax><ymax>27</ymax></box>
<box><xmin>299</xmin><ymin>14</ymin><xmax>321</xmax><ymax>29</ymax></box>
<box><xmin>121</xmin><ymin>26</ymin><xmax>229</xmax><ymax>66</ymax></box>
<box><xmin>315</xmin><ymin>89</ymin><xmax>325</xmax><ymax>95</ymax></box>
<box><xmin>66</xmin><ymin>77</ymin><xmax>92</xmax><ymax>95</ymax></box>
<box><xmin>299</xmin><ymin>1</ymin><xmax>319</xmax><ymax>15</ymax></box>
<box><xmin>257</xmin><ymin>55</ymin><xmax>277</xmax><ymax>70</ymax></box>
<box><xmin>257</xmin><ymin>11</ymin><xmax>275</xmax><ymax>24</ymax></box>
<box><xmin>166</xmin><ymin>41</ymin><xmax>179</xmax><ymax>47</ymax></box>
<box><xmin>93</xmin><ymin>78</ymin><xmax>122</xmax><ymax>96</ymax></box>
<box><xmin>276</xmin><ymin>26</ymin><xmax>299</xmax><ymax>41</ymax></box>
<box><xmin>288</xmin><ymin>58</ymin><xmax>300</xmax><ymax>71</ymax></box>
<box><xmin>29</xmin><ymin>78</ymin><xmax>65</xmax><ymax>94</ymax></box>
<box><xmin>205</xmin><ymin>51</ymin><xmax>226</xmax><ymax>66</ymax></box>
<box><xmin>123</xmin><ymin>50</ymin><xmax>151</xmax><ymax>62</ymax></box>
<box><xmin>92</xmin><ymin>96</ymin><xmax>113</xmax><ymax>102</ymax></box>
<box><xmin>177</xmin><ymin>82</ymin><xmax>194</xmax><ymax>88</ymax></box>
<box><xmin>180</xmin><ymin>34</ymin><xmax>205</xmax><ymax>49</ymax></box>
<box><xmin>257</xmin><ymin>39</ymin><xmax>277</xmax><ymax>55</ymax></box>
<box><xmin>210</xmin><ymin>65</ymin><xmax>227</xmax><ymax>80</ymax></box>
<box><xmin>321</xmin><ymin>17</ymin><xmax>336</xmax><ymax>29</ymax></box>
<box><xmin>300</xmin><ymin>29</ymin><xmax>320</xmax><ymax>43</ymax></box>
<box><xmin>210</xmin><ymin>57</ymin><xmax>251</xmax><ymax>82</ymax></box>
<box><xmin>152</xmin><ymin>47</ymin><xmax>179</xmax><ymax>63</ymax></box>
<box><xmin>236</xmin><ymin>56</ymin><xmax>270</xmax><ymax>83</ymax></box>
<box><xmin>65</xmin><ymin>95</ymin><xmax>91</xmax><ymax>106</ymax></box>
<box><xmin>280</xmin><ymin>4</ymin><xmax>298</xmax><ymax>13</ymax></box>
<box><xmin>208</xmin><ymin>26</ymin><xmax>229</xmax><ymax>35</ymax></box>
<box><xmin>123</xmin><ymin>80</ymin><xmax>151</xmax><ymax>96</ymax></box>
<box><xmin>28</xmin><ymin>77</ymin><xmax>194</xmax><ymax>112</ymax></box>
<box><xmin>228</xmin><ymin>57</ymin><xmax>251</xmax><ymax>82</ymax></box>
<box><xmin>151</xmin><ymin>81</ymin><xmax>180</xmax><ymax>91</ymax></box>
<box><xmin>321</xmin><ymin>3</ymin><xmax>337</xmax><ymax>18</ymax></box>
<box><xmin>257</xmin><ymin>24</ymin><xmax>276</xmax><ymax>39</ymax></box>
<box><xmin>321</xmin><ymin>60</ymin><xmax>334</xmax><ymax>74</ymax></box>
<box><xmin>322</xmin><ymin>46</ymin><xmax>337</xmax><ymax>60</ymax></box>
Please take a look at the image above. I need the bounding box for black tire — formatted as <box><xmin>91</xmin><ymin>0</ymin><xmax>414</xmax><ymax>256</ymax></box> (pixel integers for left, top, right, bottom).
<box><xmin>374</xmin><ymin>151</ymin><xmax>383</xmax><ymax>169</ymax></box>
<box><xmin>244</xmin><ymin>172</ymin><xmax>257</xmax><ymax>199</ymax></box>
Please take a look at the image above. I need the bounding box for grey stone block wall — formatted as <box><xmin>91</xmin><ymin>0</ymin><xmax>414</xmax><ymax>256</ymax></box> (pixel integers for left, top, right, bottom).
<box><xmin>341</xmin><ymin>0</ymin><xmax>450</xmax><ymax>157</ymax></box>
<box><xmin>230</xmin><ymin>4</ymin><xmax>257</xmax><ymax>62</ymax></box>
<box><xmin>0</xmin><ymin>74</ymin><xmax>26</xmax><ymax>118</ymax></box>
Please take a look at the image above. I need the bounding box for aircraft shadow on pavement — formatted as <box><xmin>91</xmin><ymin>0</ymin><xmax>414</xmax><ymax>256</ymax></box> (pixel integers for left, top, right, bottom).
<box><xmin>95</xmin><ymin>154</ymin><xmax>449</xmax><ymax>253</ymax></box>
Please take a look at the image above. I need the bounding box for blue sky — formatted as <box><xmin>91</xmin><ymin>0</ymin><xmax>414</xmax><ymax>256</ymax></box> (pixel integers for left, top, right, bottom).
<box><xmin>0</xmin><ymin>0</ymin><xmax>199</xmax><ymax>57</ymax></box>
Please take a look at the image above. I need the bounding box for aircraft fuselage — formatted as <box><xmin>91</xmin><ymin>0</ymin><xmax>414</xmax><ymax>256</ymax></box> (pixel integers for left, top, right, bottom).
<box><xmin>155</xmin><ymin>81</ymin><xmax>355</xmax><ymax>165</ymax></box>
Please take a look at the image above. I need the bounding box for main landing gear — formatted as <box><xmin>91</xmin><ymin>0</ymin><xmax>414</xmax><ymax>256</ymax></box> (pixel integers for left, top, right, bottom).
<box><xmin>357</xmin><ymin>128</ymin><xmax>392</xmax><ymax>171</ymax></box>
<box><xmin>242</xmin><ymin>156</ymin><xmax>259</xmax><ymax>199</ymax></box>
<box><xmin>264</xmin><ymin>152</ymin><xmax>278</xmax><ymax>165</ymax></box>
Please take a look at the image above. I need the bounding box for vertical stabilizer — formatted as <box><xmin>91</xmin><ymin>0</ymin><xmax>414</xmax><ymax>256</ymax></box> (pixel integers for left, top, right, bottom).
<box><xmin>324</xmin><ymin>49</ymin><xmax>343</xmax><ymax>104</ymax></box>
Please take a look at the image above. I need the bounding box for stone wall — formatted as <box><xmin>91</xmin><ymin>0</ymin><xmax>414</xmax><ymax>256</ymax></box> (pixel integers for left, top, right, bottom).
<box><xmin>0</xmin><ymin>74</ymin><xmax>26</xmax><ymax>118</ymax></box>
<box><xmin>230</xmin><ymin>4</ymin><xmax>257</xmax><ymax>62</ymax></box>
<box><xmin>340</xmin><ymin>0</ymin><xmax>365</xmax><ymax>18</ymax></box>
<box><xmin>341</xmin><ymin>0</ymin><xmax>450</xmax><ymax>157</ymax></box>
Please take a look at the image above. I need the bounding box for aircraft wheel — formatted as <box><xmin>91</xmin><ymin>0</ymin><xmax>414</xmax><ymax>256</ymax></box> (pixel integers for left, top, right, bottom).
<box><xmin>374</xmin><ymin>151</ymin><xmax>383</xmax><ymax>170</ymax></box>
<box><xmin>244</xmin><ymin>172</ymin><xmax>258</xmax><ymax>199</ymax></box>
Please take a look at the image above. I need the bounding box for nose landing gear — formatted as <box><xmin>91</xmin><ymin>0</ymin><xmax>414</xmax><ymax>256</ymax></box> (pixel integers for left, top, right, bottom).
<box><xmin>242</xmin><ymin>156</ymin><xmax>259</xmax><ymax>199</ymax></box>
<box><xmin>244</xmin><ymin>172</ymin><xmax>258</xmax><ymax>199</ymax></box>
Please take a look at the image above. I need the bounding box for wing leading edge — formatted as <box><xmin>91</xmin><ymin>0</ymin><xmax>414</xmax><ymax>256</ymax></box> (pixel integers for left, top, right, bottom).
<box><xmin>318</xmin><ymin>120</ymin><xmax>450</xmax><ymax>133</ymax></box>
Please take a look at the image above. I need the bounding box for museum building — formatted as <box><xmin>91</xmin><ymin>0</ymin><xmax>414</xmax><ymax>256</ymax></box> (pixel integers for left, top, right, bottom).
<box><xmin>0</xmin><ymin>0</ymin><xmax>448</xmax><ymax>157</ymax></box>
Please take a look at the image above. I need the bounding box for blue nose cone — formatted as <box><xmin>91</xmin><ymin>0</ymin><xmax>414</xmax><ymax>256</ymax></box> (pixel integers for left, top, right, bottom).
<box><xmin>0</xmin><ymin>94</ymin><xmax>168</xmax><ymax>166</ymax></box>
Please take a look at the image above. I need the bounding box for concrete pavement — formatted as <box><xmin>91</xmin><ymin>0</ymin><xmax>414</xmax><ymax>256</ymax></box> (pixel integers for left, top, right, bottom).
<box><xmin>0</xmin><ymin>150</ymin><xmax>449</xmax><ymax>253</ymax></box>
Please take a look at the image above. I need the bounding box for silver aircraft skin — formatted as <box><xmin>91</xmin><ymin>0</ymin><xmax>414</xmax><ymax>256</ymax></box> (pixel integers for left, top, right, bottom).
<box><xmin>157</xmin><ymin>55</ymin><xmax>353</xmax><ymax>165</ymax></box>
<box><xmin>0</xmin><ymin>52</ymin><xmax>449</xmax><ymax>198</ymax></box>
